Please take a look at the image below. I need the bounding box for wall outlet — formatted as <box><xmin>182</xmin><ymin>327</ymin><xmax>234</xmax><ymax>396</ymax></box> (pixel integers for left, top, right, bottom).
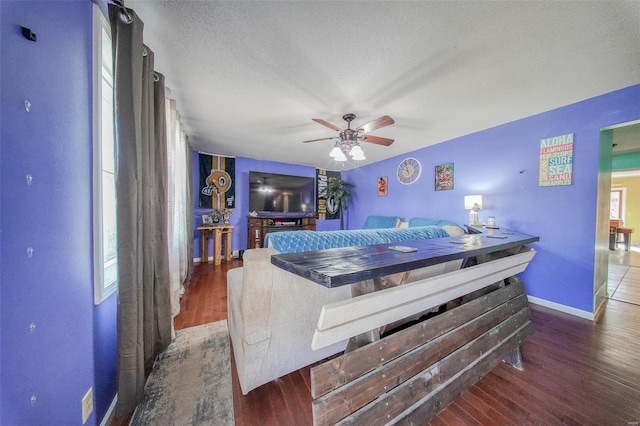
<box><xmin>81</xmin><ymin>387</ymin><xmax>93</xmax><ymax>424</ymax></box>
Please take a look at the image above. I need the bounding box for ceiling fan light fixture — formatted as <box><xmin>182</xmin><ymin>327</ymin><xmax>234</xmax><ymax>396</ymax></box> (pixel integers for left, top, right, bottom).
<box><xmin>303</xmin><ymin>113</ymin><xmax>394</xmax><ymax>164</ymax></box>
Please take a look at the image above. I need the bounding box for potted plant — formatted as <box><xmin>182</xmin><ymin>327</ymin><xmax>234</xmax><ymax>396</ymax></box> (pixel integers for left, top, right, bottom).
<box><xmin>326</xmin><ymin>177</ymin><xmax>355</xmax><ymax>230</ymax></box>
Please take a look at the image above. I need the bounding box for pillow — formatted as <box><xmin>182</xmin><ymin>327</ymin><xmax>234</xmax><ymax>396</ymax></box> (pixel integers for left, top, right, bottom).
<box><xmin>409</xmin><ymin>218</ymin><xmax>460</xmax><ymax>228</ymax></box>
<box><xmin>408</xmin><ymin>218</ymin><xmax>440</xmax><ymax>227</ymax></box>
<box><xmin>442</xmin><ymin>225</ymin><xmax>466</xmax><ymax>236</ymax></box>
<box><xmin>409</xmin><ymin>218</ymin><xmax>465</xmax><ymax>236</ymax></box>
<box><xmin>363</xmin><ymin>215</ymin><xmax>402</xmax><ymax>229</ymax></box>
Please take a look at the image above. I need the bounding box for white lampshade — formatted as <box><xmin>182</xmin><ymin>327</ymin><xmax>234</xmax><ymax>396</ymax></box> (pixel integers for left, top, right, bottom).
<box><xmin>349</xmin><ymin>145</ymin><xmax>364</xmax><ymax>157</ymax></box>
<box><xmin>351</xmin><ymin>152</ymin><xmax>366</xmax><ymax>161</ymax></box>
<box><xmin>464</xmin><ymin>195</ymin><xmax>483</xmax><ymax>210</ymax></box>
<box><xmin>334</xmin><ymin>150</ymin><xmax>348</xmax><ymax>161</ymax></box>
<box><xmin>351</xmin><ymin>146</ymin><xmax>365</xmax><ymax>160</ymax></box>
<box><xmin>464</xmin><ymin>194</ymin><xmax>483</xmax><ymax>225</ymax></box>
<box><xmin>329</xmin><ymin>146</ymin><xmax>342</xmax><ymax>158</ymax></box>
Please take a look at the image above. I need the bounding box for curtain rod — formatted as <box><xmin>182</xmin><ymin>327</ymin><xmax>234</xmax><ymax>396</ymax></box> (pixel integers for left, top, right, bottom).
<box><xmin>111</xmin><ymin>0</ymin><xmax>133</xmax><ymax>24</ymax></box>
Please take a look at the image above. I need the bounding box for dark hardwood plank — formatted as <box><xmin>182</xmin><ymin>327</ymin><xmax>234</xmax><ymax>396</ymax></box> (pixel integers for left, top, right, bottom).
<box><xmin>427</xmin><ymin>414</ymin><xmax>449</xmax><ymax>426</ymax></box>
<box><xmin>455</xmin><ymin>391</ymin><xmax>514</xmax><ymax>426</ymax></box>
<box><xmin>447</xmin><ymin>402</ymin><xmax>483</xmax><ymax>425</ymax></box>
<box><xmin>490</xmin><ymin>362</ymin><xmax>604</xmax><ymax>425</ymax></box>
<box><xmin>281</xmin><ymin>373</ymin><xmax>313</xmax><ymax>425</ymax></box>
<box><xmin>266</xmin><ymin>380</ymin><xmax>295</xmax><ymax>426</ymax></box>
<box><xmin>475</xmin><ymin>371</ymin><xmax>567</xmax><ymax>425</ymax></box>
<box><xmin>467</xmin><ymin>386</ymin><xmax>532</xmax><ymax>425</ymax></box>
<box><xmin>436</xmin><ymin>408</ymin><xmax>462</xmax><ymax>425</ymax></box>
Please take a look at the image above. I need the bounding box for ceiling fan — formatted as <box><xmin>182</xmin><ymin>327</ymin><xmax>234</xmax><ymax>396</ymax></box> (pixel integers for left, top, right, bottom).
<box><xmin>303</xmin><ymin>113</ymin><xmax>395</xmax><ymax>161</ymax></box>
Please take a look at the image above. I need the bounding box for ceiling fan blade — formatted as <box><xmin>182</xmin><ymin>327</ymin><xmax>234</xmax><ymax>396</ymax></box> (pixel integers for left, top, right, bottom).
<box><xmin>312</xmin><ymin>118</ymin><xmax>342</xmax><ymax>132</ymax></box>
<box><xmin>303</xmin><ymin>137</ymin><xmax>336</xmax><ymax>143</ymax></box>
<box><xmin>360</xmin><ymin>135</ymin><xmax>394</xmax><ymax>146</ymax></box>
<box><xmin>356</xmin><ymin>115</ymin><xmax>395</xmax><ymax>134</ymax></box>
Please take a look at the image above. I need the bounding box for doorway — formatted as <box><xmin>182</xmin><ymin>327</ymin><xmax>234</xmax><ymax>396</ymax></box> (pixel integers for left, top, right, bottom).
<box><xmin>596</xmin><ymin>121</ymin><xmax>640</xmax><ymax>310</ymax></box>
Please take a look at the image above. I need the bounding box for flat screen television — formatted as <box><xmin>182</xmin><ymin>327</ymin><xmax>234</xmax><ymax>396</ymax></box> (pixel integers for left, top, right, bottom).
<box><xmin>249</xmin><ymin>171</ymin><xmax>315</xmax><ymax>214</ymax></box>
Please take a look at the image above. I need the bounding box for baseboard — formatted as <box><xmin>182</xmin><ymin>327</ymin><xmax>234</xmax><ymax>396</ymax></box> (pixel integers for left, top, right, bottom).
<box><xmin>593</xmin><ymin>296</ymin><xmax>608</xmax><ymax>320</ymax></box>
<box><xmin>527</xmin><ymin>295</ymin><xmax>594</xmax><ymax>321</ymax></box>
<box><xmin>194</xmin><ymin>253</ymin><xmax>241</xmax><ymax>262</ymax></box>
<box><xmin>593</xmin><ymin>280</ymin><xmax>609</xmax><ymax>311</ymax></box>
<box><xmin>99</xmin><ymin>394</ymin><xmax>117</xmax><ymax>426</ymax></box>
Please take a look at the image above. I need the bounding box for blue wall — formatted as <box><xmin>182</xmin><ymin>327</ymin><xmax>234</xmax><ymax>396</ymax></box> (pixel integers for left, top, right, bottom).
<box><xmin>0</xmin><ymin>2</ymin><xmax>636</xmax><ymax>424</ymax></box>
<box><xmin>192</xmin><ymin>153</ymin><xmax>340</xmax><ymax>257</ymax></box>
<box><xmin>1</xmin><ymin>2</ymin><xmax>116</xmax><ymax>424</ymax></box>
<box><xmin>345</xmin><ymin>85</ymin><xmax>640</xmax><ymax>313</ymax></box>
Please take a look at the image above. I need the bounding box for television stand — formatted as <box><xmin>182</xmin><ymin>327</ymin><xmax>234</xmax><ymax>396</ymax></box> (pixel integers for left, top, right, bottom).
<box><xmin>248</xmin><ymin>215</ymin><xmax>316</xmax><ymax>249</ymax></box>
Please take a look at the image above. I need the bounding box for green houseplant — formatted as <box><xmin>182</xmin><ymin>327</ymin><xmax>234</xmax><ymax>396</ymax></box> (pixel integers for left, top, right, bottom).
<box><xmin>325</xmin><ymin>177</ymin><xmax>355</xmax><ymax>230</ymax></box>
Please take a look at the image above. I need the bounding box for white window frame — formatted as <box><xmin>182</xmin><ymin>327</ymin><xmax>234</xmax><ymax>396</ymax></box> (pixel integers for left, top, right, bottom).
<box><xmin>93</xmin><ymin>5</ymin><xmax>118</xmax><ymax>304</ymax></box>
<box><xmin>610</xmin><ymin>187</ymin><xmax>627</xmax><ymax>222</ymax></box>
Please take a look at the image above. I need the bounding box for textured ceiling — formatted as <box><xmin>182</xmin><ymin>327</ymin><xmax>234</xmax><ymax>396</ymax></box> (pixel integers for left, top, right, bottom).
<box><xmin>127</xmin><ymin>1</ymin><xmax>640</xmax><ymax>170</ymax></box>
<box><xmin>613</xmin><ymin>123</ymin><xmax>640</xmax><ymax>155</ymax></box>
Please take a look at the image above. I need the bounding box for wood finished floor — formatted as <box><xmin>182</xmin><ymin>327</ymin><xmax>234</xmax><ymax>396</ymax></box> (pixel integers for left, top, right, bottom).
<box><xmin>113</xmin><ymin>254</ymin><xmax>640</xmax><ymax>425</ymax></box>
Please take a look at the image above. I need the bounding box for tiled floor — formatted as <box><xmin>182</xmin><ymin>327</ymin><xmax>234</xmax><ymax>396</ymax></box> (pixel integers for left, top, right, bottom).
<box><xmin>608</xmin><ymin>244</ymin><xmax>640</xmax><ymax>306</ymax></box>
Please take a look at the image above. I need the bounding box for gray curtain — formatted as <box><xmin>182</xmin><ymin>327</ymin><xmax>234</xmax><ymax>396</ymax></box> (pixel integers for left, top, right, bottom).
<box><xmin>110</xmin><ymin>6</ymin><xmax>172</xmax><ymax>415</ymax></box>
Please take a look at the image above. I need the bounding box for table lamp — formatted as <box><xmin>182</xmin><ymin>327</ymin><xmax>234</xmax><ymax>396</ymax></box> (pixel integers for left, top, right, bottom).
<box><xmin>464</xmin><ymin>195</ymin><xmax>483</xmax><ymax>225</ymax></box>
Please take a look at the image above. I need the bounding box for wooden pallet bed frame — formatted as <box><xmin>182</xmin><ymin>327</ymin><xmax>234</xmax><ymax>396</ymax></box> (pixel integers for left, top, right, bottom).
<box><xmin>311</xmin><ymin>278</ymin><xmax>532</xmax><ymax>425</ymax></box>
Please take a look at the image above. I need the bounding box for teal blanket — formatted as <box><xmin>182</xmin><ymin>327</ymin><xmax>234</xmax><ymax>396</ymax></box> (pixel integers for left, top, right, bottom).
<box><xmin>265</xmin><ymin>226</ymin><xmax>449</xmax><ymax>254</ymax></box>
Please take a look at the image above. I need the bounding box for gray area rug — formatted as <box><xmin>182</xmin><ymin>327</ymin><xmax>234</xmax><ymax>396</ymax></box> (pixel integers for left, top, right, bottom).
<box><xmin>130</xmin><ymin>321</ymin><xmax>234</xmax><ymax>425</ymax></box>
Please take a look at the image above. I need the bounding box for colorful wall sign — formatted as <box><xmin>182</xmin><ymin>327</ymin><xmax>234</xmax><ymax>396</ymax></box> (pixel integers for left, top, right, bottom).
<box><xmin>539</xmin><ymin>133</ymin><xmax>574</xmax><ymax>186</ymax></box>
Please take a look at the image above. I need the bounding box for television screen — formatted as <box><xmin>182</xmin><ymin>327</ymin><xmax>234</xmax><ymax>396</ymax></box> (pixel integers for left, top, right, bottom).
<box><xmin>249</xmin><ymin>171</ymin><xmax>315</xmax><ymax>214</ymax></box>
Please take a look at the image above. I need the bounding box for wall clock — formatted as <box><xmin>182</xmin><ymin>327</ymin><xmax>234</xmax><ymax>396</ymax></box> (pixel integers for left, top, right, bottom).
<box><xmin>397</xmin><ymin>157</ymin><xmax>422</xmax><ymax>185</ymax></box>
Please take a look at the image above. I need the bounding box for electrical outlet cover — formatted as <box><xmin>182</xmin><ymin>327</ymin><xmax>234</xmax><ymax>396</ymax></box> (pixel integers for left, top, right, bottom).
<box><xmin>82</xmin><ymin>387</ymin><xmax>93</xmax><ymax>424</ymax></box>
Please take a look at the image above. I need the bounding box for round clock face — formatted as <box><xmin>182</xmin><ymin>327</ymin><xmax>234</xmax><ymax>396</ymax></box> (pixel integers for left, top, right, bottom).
<box><xmin>397</xmin><ymin>157</ymin><xmax>422</xmax><ymax>185</ymax></box>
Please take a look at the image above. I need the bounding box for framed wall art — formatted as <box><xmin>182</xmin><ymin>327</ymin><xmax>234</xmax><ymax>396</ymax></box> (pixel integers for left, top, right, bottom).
<box><xmin>435</xmin><ymin>163</ymin><xmax>454</xmax><ymax>191</ymax></box>
<box><xmin>377</xmin><ymin>176</ymin><xmax>388</xmax><ymax>196</ymax></box>
<box><xmin>538</xmin><ymin>133</ymin><xmax>573</xmax><ymax>187</ymax></box>
<box><xmin>199</xmin><ymin>153</ymin><xmax>236</xmax><ymax>209</ymax></box>
<box><xmin>201</xmin><ymin>214</ymin><xmax>214</xmax><ymax>226</ymax></box>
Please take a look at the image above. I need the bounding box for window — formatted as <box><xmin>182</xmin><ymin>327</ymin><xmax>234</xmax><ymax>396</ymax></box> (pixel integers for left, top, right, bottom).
<box><xmin>610</xmin><ymin>188</ymin><xmax>626</xmax><ymax>221</ymax></box>
<box><xmin>93</xmin><ymin>6</ymin><xmax>118</xmax><ymax>303</ymax></box>
<box><xmin>610</xmin><ymin>190</ymin><xmax>622</xmax><ymax>220</ymax></box>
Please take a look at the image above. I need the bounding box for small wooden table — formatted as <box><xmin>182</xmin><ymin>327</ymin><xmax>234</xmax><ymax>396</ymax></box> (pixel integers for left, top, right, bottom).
<box><xmin>198</xmin><ymin>225</ymin><xmax>233</xmax><ymax>265</ymax></box>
